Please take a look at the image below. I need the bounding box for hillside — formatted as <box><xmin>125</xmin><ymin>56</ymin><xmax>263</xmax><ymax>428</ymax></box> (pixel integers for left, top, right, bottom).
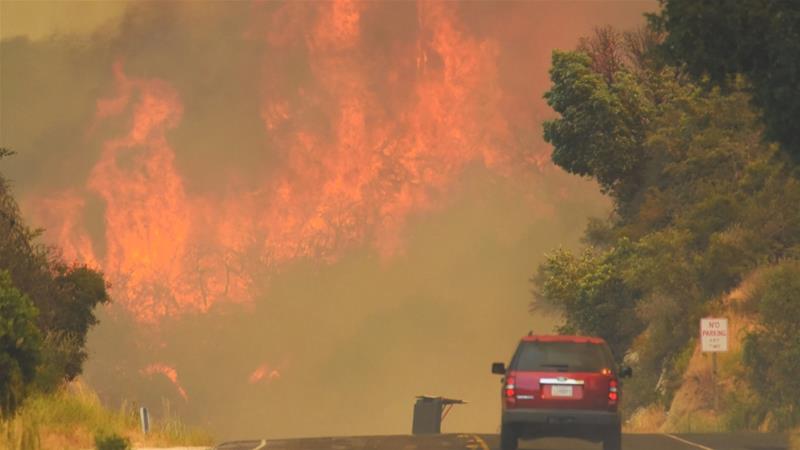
<box><xmin>533</xmin><ymin>3</ymin><xmax>800</xmax><ymax>438</ymax></box>
<box><xmin>626</xmin><ymin>276</ymin><xmax>760</xmax><ymax>433</ymax></box>
<box><xmin>0</xmin><ymin>380</ymin><xmax>212</xmax><ymax>450</ymax></box>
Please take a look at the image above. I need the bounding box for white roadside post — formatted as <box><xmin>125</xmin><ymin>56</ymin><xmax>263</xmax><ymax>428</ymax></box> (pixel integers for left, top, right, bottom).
<box><xmin>700</xmin><ymin>318</ymin><xmax>729</xmax><ymax>411</ymax></box>
<box><xmin>140</xmin><ymin>407</ymin><xmax>150</xmax><ymax>435</ymax></box>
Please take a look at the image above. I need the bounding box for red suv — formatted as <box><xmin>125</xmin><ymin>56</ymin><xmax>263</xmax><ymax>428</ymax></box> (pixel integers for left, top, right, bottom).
<box><xmin>492</xmin><ymin>334</ymin><xmax>632</xmax><ymax>450</ymax></box>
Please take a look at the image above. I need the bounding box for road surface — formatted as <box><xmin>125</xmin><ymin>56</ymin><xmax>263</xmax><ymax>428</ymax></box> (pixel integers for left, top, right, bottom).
<box><xmin>214</xmin><ymin>432</ymin><xmax>788</xmax><ymax>450</ymax></box>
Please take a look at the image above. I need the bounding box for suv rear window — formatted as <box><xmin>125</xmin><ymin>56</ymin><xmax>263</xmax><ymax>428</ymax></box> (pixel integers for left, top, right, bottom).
<box><xmin>512</xmin><ymin>341</ymin><xmax>613</xmax><ymax>372</ymax></box>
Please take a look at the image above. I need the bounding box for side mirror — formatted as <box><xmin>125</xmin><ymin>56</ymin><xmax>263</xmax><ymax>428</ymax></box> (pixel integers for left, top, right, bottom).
<box><xmin>492</xmin><ymin>362</ymin><xmax>506</xmax><ymax>375</ymax></box>
<box><xmin>619</xmin><ymin>366</ymin><xmax>633</xmax><ymax>378</ymax></box>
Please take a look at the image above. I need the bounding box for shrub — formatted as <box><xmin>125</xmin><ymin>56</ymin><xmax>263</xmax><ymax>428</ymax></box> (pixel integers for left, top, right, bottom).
<box><xmin>742</xmin><ymin>261</ymin><xmax>800</xmax><ymax>429</ymax></box>
<box><xmin>0</xmin><ymin>270</ymin><xmax>42</xmax><ymax>418</ymax></box>
<box><xmin>94</xmin><ymin>431</ymin><xmax>130</xmax><ymax>450</ymax></box>
<box><xmin>1</xmin><ymin>161</ymin><xmax>110</xmax><ymax>389</ymax></box>
<box><xmin>33</xmin><ymin>332</ymin><xmax>82</xmax><ymax>393</ymax></box>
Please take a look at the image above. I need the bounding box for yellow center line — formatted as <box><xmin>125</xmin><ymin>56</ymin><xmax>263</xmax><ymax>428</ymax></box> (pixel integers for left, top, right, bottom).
<box><xmin>470</xmin><ymin>434</ymin><xmax>490</xmax><ymax>450</ymax></box>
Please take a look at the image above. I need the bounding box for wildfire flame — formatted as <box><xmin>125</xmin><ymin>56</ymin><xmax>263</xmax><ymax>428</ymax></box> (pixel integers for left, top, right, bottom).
<box><xmin>26</xmin><ymin>1</ymin><xmax>535</xmax><ymax>323</ymax></box>
<box><xmin>248</xmin><ymin>363</ymin><xmax>281</xmax><ymax>385</ymax></box>
<box><xmin>24</xmin><ymin>190</ymin><xmax>98</xmax><ymax>267</ymax></box>
<box><xmin>141</xmin><ymin>363</ymin><xmax>189</xmax><ymax>401</ymax></box>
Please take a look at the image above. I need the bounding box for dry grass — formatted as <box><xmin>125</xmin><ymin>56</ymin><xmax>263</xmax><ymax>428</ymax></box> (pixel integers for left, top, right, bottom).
<box><xmin>624</xmin><ymin>404</ymin><xmax>666</xmax><ymax>433</ymax></box>
<box><xmin>661</xmin><ymin>275</ymin><xmax>763</xmax><ymax>433</ymax></box>
<box><xmin>790</xmin><ymin>427</ymin><xmax>800</xmax><ymax>450</ymax></box>
<box><xmin>0</xmin><ymin>381</ymin><xmax>213</xmax><ymax>450</ymax></box>
<box><xmin>662</xmin><ymin>343</ymin><xmax>726</xmax><ymax>432</ymax></box>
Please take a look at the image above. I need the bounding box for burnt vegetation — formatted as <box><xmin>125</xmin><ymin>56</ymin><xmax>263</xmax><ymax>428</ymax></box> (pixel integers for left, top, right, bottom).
<box><xmin>535</xmin><ymin>2</ymin><xmax>800</xmax><ymax>430</ymax></box>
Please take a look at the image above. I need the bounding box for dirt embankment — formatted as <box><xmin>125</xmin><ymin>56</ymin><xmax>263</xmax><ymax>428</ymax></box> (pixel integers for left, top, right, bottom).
<box><xmin>626</xmin><ymin>279</ymin><xmax>760</xmax><ymax>433</ymax></box>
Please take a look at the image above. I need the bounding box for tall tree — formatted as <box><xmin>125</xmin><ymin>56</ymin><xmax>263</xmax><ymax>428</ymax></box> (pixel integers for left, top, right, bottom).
<box><xmin>532</xmin><ymin>246</ymin><xmax>642</xmax><ymax>358</ymax></box>
<box><xmin>537</xmin><ymin>22</ymin><xmax>800</xmax><ymax>417</ymax></box>
<box><xmin>543</xmin><ymin>50</ymin><xmax>651</xmax><ymax>206</ymax></box>
<box><xmin>0</xmin><ymin>149</ymin><xmax>110</xmax><ymax>387</ymax></box>
<box><xmin>651</xmin><ymin>0</ymin><xmax>800</xmax><ymax>161</ymax></box>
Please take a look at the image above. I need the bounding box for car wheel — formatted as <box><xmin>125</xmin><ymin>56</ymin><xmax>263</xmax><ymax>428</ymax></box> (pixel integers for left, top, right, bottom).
<box><xmin>500</xmin><ymin>423</ymin><xmax>518</xmax><ymax>450</ymax></box>
<box><xmin>602</xmin><ymin>425</ymin><xmax>622</xmax><ymax>450</ymax></box>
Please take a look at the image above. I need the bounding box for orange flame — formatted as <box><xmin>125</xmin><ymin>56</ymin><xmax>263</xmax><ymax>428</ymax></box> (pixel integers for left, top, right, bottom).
<box><xmin>24</xmin><ymin>190</ymin><xmax>97</xmax><ymax>267</ymax></box>
<box><xmin>248</xmin><ymin>363</ymin><xmax>281</xmax><ymax>384</ymax></box>
<box><xmin>26</xmin><ymin>2</ymin><xmax>535</xmax><ymax>322</ymax></box>
<box><xmin>81</xmin><ymin>61</ymin><xmax>252</xmax><ymax>321</ymax></box>
<box><xmin>141</xmin><ymin>363</ymin><xmax>189</xmax><ymax>401</ymax></box>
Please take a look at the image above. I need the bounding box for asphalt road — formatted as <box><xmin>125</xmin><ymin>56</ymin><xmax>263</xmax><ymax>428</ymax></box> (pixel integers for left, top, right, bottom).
<box><xmin>214</xmin><ymin>432</ymin><xmax>788</xmax><ymax>450</ymax></box>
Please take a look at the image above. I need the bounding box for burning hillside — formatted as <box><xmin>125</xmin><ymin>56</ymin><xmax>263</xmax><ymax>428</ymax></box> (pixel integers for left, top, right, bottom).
<box><xmin>1</xmin><ymin>0</ymin><xmax>654</xmax><ymax>438</ymax></box>
<box><xmin>31</xmin><ymin>1</ymin><xmax>530</xmax><ymax>323</ymax></box>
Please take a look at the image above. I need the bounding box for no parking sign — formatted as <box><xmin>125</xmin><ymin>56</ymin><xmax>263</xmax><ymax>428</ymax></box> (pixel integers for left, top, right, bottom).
<box><xmin>700</xmin><ymin>318</ymin><xmax>728</xmax><ymax>352</ymax></box>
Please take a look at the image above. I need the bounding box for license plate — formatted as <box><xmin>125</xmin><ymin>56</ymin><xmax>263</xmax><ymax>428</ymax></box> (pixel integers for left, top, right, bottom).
<box><xmin>551</xmin><ymin>385</ymin><xmax>573</xmax><ymax>397</ymax></box>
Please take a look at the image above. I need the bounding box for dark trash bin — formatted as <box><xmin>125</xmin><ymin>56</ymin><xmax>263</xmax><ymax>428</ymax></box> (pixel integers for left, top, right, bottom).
<box><xmin>411</xmin><ymin>396</ymin><xmax>465</xmax><ymax>435</ymax></box>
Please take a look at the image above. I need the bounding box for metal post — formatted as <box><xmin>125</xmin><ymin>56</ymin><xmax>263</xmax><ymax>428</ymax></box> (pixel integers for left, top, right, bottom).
<box><xmin>712</xmin><ymin>353</ymin><xmax>718</xmax><ymax>411</ymax></box>
<box><xmin>140</xmin><ymin>407</ymin><xmax>150</xmax><ymax>434</ymax></box>
<box><xmin>441</xmin><ymin>404</ymin><xmax>454</xmax><ymax>422</ymax></box>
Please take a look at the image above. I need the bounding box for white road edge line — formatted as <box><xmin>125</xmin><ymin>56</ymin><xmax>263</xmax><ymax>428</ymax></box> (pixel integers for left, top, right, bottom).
<box><xmin>664</xmin><ymin>433</ymin><xmax>715</xmax><ymax>450</ymax></box>
<box><xmin>253</xmin><ymin>440</ymin><xmax>268</xmax><ymax>450</ymax></box>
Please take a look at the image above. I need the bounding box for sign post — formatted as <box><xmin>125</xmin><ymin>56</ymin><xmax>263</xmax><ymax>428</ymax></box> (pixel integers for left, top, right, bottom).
<box><xmin>700</xmin><ymin>318</ymin><xmax>728</xmax><ymax>411</ymax></box>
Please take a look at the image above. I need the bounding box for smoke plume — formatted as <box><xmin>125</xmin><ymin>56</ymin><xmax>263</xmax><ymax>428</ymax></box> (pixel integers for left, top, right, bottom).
<box><xmin>0</xmin><ymin>0</ymin><xmax>655</xmax><ymax>439</ymax></box>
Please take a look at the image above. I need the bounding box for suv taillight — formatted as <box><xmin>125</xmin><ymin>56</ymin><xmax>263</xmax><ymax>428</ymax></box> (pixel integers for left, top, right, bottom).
<box><xmin>504</xmin><ymin>375</ymin><xmax>516</xmax><ymax>407</ymax></box>
<box><xmin>505</xmin><ymin>375</ymin><xmax>516</xmax><ymax>398</ymax></box>
<box><xmin>608</xmin><ymin>379</ymin><xmax>619</xmax><ymax>402</ymax></box>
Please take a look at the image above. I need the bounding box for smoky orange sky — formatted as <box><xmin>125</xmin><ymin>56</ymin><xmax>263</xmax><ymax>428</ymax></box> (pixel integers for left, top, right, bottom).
<box><xmin>0</xmin><ymin>0</ymin><xmax>656</xmax><ymax>440</ymax></box>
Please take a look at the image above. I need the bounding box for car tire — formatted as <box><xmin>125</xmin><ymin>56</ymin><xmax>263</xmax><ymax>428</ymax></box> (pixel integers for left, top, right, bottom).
<box><xmin>602</xmin><ymin>425</ymin><xmax>622</xmax><ymax>450</ymax></box>
<box><xmin>500</xmin><ymin>423</ymin><xmax>518</xmax><ymax>450</ymax></box>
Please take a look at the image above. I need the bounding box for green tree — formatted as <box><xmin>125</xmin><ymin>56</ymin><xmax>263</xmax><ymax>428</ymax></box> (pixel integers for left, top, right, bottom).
<box><xmin>0</xmin><ymin>270</ymin><xmax>42</xmax><ymax>418</ymax></box>
<box><xmin>532</xmin><ymin>245</ymin><xmax>642</xmax><ymax>358</ymax></box>
<box><xmin>536</xmin><ymin>23</ymin><xmax>800</xmax><ymax>421</ymax></box>
<box><xmin>742</xmin><ymin>262</ymin><xmax>800</xmax><ymax>428</ymax></box>
<box><xmin>1</xmin><ymin>149</ymin><xmax>111</xmax><ymax>387</ymax></box>
<box><xmin>47</xmin><ymin>265</ymin><xmax>110</xmax><ymax>381</ymax></box>
<box><xmin>650</xmin><ymin>0</ymin><xmax>800</xmax><ymax>161</ymax></box>
<box><xmin>543</xmin><ymin>50</ymin><xmax>652</xmax><ymax>205</ymax></box>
